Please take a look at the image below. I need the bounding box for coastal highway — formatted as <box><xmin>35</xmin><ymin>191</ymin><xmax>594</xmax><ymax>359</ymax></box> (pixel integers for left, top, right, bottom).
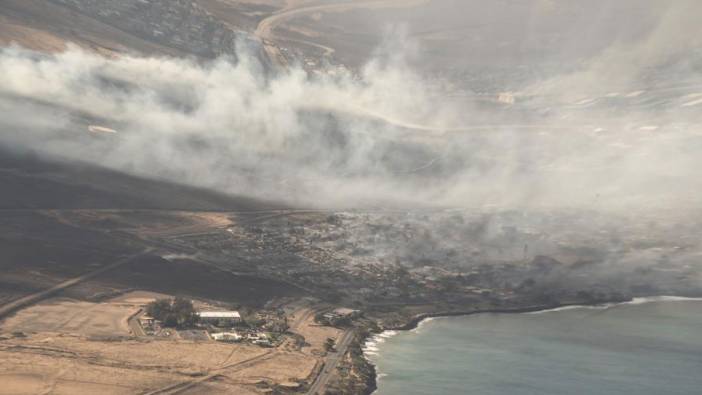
<box><xmin>307</xmin><ymin>329</ymin><xmax>355</xmax><ymax>395</ymax></box>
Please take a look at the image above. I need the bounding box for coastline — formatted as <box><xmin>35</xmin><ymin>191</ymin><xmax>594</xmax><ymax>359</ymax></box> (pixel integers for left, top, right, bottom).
<box><xmin>384</xmin><ymin>300</ymin><xmax>625</xmax><ymax>332</ymax></box>
<box><xmin>359</xmin><ymin>295</ymin><xmax>702</xmax><ymax>395</ymax></box>
<box><xmin>357</xmin><ymin>301</ymin><xmax>612</xmax><ymax>395</ymax></box>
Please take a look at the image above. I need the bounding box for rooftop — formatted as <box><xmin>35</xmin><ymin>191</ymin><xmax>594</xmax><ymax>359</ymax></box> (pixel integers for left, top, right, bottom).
<box><xmin>333</xmin><ymin>308</ymin><xmax>359</xmax><ymax>316</ymax></box>
<box><xmin>197</xmin><ymin>311</ymin><xmax>241</xmax><ymax>319</ymax></box>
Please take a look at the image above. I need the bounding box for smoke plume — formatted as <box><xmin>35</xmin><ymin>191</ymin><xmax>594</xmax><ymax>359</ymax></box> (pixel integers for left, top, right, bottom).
<box><xmin>1</xmin><ymin>16</ymin><xmax>701</xmax><ymax>212</ymax></box>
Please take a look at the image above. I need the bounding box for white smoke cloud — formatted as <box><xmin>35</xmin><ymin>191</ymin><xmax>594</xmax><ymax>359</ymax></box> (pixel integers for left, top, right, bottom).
<box><xmin>0</xmin><ymin>22</ymin><xmax>701</xmax><ymax>212</ymax></box>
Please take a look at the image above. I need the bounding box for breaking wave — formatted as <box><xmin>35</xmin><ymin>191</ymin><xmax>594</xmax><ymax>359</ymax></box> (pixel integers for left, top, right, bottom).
<box><xmin>526</xmin><ymin>296</ymin><xmax>702</xmax><ymax>315</ymax></box>
<box><xmin>363</xmin><ymin>329</ymin><xmax>400</xmax><ymax>359</ymax></box>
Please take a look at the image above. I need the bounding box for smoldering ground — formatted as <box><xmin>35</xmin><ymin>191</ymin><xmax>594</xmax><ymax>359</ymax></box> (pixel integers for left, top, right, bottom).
<box><xmin>1</xmin><ymin>1</ymin><xmax>702</xmax><ymax>297</ymax></box>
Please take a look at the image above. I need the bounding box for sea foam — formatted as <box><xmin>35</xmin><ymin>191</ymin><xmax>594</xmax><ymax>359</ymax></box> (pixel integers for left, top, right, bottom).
<box><xmin>363</xmin><ymin>330</ymin><xmax>400</xmax><ymax>359</ymax></box>
<box><xmin>526</xmin><ymin>295</ymin><xmax>702</xmax><ymax>314</ymax></box>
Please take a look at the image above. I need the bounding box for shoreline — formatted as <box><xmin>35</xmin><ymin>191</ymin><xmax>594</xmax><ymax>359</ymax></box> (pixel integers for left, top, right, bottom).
<box><xmin>385</xmin><ymin>300</ymin><xmax>625</xmax><ymax>332</ymax></box>
<box><xmin>359</xmin><ymin>294</ymin><xmax>702</xmax><ymax>394</ymax></box>
<box><xmin>358</xmin><ymin>301</ymin><xmax>614</xmax><ymax>395</ymax></box>
<box><xmin>383</xmin><ymin>294</ymin><xmax>702</xmax><ymax>332</ymax></box>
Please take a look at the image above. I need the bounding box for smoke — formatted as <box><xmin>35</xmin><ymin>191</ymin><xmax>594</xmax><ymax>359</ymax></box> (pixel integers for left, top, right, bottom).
<box><xmin>0</xmin><ymin>42</ymin><xmax>458</xmax><ymax>208</ymax></box>
<box><xmin>1</xmin><ymin>10</ymin><xmax>701</xmax><ymax>212</ymax></box>
<box><xmin>526</xmin><ymin>0</ymin><xmax>702</xmax><ymax>99</ymax></box>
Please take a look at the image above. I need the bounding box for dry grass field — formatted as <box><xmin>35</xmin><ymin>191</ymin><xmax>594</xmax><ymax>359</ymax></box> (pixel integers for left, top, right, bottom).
<box><xmin>0</xmin><ymin>332</ymin><xmax>270</xmax><ymax>394</ymax></box>
<box><xmin>293</xmin><ymin>309</ymin><xmax>342</xmax><ymax>353</ymax></box>
<box><xmin>1</xmin><ymin>298</ymin><xmax>136</xmax><ymax>337</ymax></box>
<box><xmin>0</xmin><ymin>317</ymin><xmax>323</xmax><ymax>393</ymax></box>
<box><xmin>0</xmin><ymin>328</ymin><xmax>323</xmax><ymax>394</ymax></box>
<box><xmin>0</xmin><ymin>295</ymin><xmax>333</xmax><ymax>394</ymax></box>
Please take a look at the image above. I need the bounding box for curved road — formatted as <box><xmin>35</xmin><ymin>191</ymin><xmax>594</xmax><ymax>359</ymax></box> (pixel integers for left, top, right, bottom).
<box><xmin>255</xmin><ymin>0</ymin><xmax>427</xmax><ymax>68</ymax></box>
<box><xmin>256</xmin><ymin>1</ymin><xmax>670</xmax><ymax>136</ymax></box>
<box><xmin>253</xmin><ymin>1</ymin><xmax>616</xmax><ymax>135</ymax></box>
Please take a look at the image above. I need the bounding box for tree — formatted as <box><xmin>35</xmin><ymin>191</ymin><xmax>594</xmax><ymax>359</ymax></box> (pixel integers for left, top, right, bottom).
<box><xmin>146</xmin><ymin>297</ymin><xmax>198</xmax><ymax>328</ymax></box>
<box><xmin>146</xmin><ymin>299</ymin><xmax>171</xmax><ymax>320</ymax></box>
<box><xmin>163</xmin><ymin>314</ymin><xmax>178</xmax><ymax>328</ymax></box>
<box><xmin>172</xmin><ymin>297</ymin><xmax>197</xmax><ymax>327</ymax></box>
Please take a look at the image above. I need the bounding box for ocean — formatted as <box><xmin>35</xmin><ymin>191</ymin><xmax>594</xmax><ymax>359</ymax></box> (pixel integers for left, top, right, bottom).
<box><xmin>365</xmin><ymin>297</ymin><xmax>702</xmax><ymax>395</ymax></box>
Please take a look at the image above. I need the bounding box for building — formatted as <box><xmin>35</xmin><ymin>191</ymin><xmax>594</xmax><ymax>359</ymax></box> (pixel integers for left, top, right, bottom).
<box><xmin>322</xmin><ymin>307</ymin><xmax>361</xmax><ymax>324</ymax></box>
<box><xmin>333</xmin><ymin>308</ymin><xmax>359</xmax><ymax>317</ymax></box>
<box><xmin>197</xmin><ymin>311</ymin><xmax>241</xmax><ymax>327</ymax></box>
<box><xmin>139</xmin><ymin>315</ymin><xmax>155</xmax><ymax>326</ymax></box>
<box><xmin>211</xmin><ymin>332</ymin><xmax>242</xmax><ymax>342</ymax></box>
<box><xmin>247</xmin><ymin>332</ymin><xmax>272</xmax><ymax>347</ymax></box>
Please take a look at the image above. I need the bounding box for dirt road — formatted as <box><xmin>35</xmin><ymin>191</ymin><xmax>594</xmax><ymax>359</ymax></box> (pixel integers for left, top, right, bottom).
<box><xmin>306</xmin><ymin>329</ymin><xmax>354</xmax><ymax>395</ymax></box>
<box><xmin>128</xmin><ymin>309</ymin><xmax>147</xmax><ymax>337</ymax></box>
<box><xmin>0</xmin><ymin>250</ymin><xmax>148</xmax><ymax>321</ymax></box>
<box><xmin>289</xmin><ymin>307</ymin><xmax>318</xmax><ymax>331</ymax></box>
<box><xmin>141</xmin><ymin>349</ymin><xmax>277</xmax><ymax>395</ymax></box>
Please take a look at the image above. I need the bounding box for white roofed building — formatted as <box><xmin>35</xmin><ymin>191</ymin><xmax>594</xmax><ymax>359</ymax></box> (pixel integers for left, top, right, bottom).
<box><xmin>211</xmin><ymin>332</ymin><xmax>242</xmax><ymax>342</ymax></box>
<box><xmin>197</xmin><ymin>311</ymin><xmax>242</xmax><ymax>327</ymax></box>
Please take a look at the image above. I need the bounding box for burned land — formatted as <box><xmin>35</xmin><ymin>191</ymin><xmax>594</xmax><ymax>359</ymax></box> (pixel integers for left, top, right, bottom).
<box><xmin>2</xmin><ymin>1</ymin><xmax>702</xmax><ymax>394</ymax></box>
<box><xmin>2</xmin><ymin>150</ymin><xmax>701</xmax><ymax>394</ymax></box>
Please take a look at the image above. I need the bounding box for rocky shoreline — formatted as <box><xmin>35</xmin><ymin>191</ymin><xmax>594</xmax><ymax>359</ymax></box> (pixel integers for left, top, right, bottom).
<box><xmin>357</xmin><ymin>297</ymin><xmax>634</xmax><ymax>395</ymax></box>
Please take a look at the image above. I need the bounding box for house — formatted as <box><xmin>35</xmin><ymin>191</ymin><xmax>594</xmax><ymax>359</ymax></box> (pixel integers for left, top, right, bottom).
<box><xmin>139</xmin><ymin>315</ymin><xmax>156</xmax><ymax>329</ymax></box>
<box><xmin>197</xmin><ymin>311</ymin><xmax>241</xmax><ymax>327</ymax></box>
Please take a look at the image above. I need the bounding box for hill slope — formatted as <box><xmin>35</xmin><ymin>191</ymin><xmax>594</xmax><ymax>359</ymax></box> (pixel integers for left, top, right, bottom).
<box><xmin>0</xmin><ymin>147</ymin><xmax>284</xmax><ymax>210</ymax></box>
<box><xmin>0</xmin><ymin>0</ymin><xmax>267</xmax><ymax>61</ymax></box>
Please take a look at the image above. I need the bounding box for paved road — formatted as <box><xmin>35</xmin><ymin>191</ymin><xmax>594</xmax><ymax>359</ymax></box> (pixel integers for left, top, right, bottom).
<box><xmin>307</xmin><ymin>329</ymin><xmax>355</xmax><ymax>395</ymax></box>
<box><xmin>0</xmin><ymin>250</ymin><xmax>147</xmax><ymax>321</ymax></box>
<box><xmin>254</xmin><ymin>0</ymin><xmax>426</xmax><ymax>68</ymax></box>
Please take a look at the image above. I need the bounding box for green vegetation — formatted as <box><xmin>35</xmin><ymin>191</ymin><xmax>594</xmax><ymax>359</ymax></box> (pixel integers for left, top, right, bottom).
<box><xmin>146</xmin><ymin>297</ymin><xmax>198</xmax><ymax>328</ymax></box>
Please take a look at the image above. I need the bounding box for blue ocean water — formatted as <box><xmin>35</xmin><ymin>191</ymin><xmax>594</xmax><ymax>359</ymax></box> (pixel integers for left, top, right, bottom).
<box><xmin>366</xmin><ymin>297</ymin><xmax>702</xmax><ymax>395</ymax></box>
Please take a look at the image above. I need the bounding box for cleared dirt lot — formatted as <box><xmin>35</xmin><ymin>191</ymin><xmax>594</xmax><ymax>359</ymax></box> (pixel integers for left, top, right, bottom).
<box><xmin>1</xmin><ymin>298</ymin><xmax>136</xmax><ymax>337</ymax></box>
